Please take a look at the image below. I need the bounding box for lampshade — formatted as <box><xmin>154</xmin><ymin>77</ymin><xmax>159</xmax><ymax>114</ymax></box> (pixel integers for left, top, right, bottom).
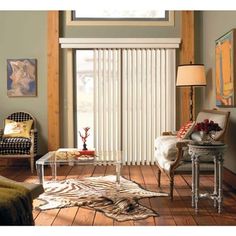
<box><xmin>176</xmin><ymin>64</ymin><xmax>206</xmax><ymax>87</ymax></box>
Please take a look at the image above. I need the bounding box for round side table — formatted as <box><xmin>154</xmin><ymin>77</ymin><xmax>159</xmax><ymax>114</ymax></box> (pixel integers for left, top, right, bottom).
<box><xmin>188</xmin><ymin>143</ymin><xmax>227</xmax><ymax>213</ymax></box>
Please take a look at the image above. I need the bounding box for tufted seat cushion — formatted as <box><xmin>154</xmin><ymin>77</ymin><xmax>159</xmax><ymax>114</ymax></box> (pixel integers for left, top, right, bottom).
<box><xmin>0</xmin><ymin>137</ymin><xmax>31</xmax><ymax>155</ymax></box>
<box><xmin>154</xmin><ymin>136</ymin><xmax>179</xmax><ymax>173</ymax></box>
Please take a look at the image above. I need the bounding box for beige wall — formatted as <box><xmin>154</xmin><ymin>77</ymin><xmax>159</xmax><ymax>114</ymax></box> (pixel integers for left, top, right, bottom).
<box><xmin>0</xmin><ymin>11</ymin><xmax>48</xmax><ymax>155</ymax></box>
<box><xmin>198</xmin><ymin>11</ymin><xmax>236</xmax><ymax>173</ymax></box>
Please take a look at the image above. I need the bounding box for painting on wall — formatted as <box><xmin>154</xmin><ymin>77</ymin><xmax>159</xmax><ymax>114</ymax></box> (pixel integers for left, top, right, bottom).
<box><xmin>215</xmin><ymin>29</ymin><xmax>236</xmax><ymax>107</ymax></box>
<box><xmin>7</xmin><ymin>59</ymin><xmax>37</xmax><ymax>97</ymax></box>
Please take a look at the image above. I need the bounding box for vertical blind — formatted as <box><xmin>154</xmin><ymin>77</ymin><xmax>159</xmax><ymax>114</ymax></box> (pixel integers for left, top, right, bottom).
<box><xmin>93</xmin><ymin>48</ymin><xmax>176</xmax><ymax>165</ymax></box>
<box><xmin>94</xmin><ymin>49</ymin><xmax>122</xmax><ymax>162</ymax></box>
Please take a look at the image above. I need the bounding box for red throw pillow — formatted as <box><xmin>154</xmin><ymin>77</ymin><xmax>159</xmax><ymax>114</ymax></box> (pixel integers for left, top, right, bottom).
<box><xmin>177</xmin><ymin>121</ymin><xmax>196</xmax><ymax>139</ymax></box>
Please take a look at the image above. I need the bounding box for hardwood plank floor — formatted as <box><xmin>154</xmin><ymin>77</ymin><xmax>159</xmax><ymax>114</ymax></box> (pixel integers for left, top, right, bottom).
<box><xmin>1</xmin><ymin>165</ymin><xmax>236</xmax><ymax>226</ymax></box>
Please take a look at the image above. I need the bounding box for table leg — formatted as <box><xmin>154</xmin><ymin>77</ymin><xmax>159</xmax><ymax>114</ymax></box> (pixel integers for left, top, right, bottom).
<box><xmin>51</xmin><ymin>154</ymin><xmax>57</xmax><ymax>181</ymax></box>
<box><xmin>195</xmin><ymin>156</ymin><xmax>200</xmax><ymax>213</ymax></box>
<box><xmin>36</xmin><ymin>163</ymin><xmax>44</xmax><ymax>184</ymax></box>
<box><xmin>116</xmin><ymin>161</ymin><xmax>121</xmax><ymax>189</ymax></box>
<box><xmin>191</xmin><ymin>154</ymin><xmax>195</xmax><ymax>208</ymax></box>
<box><xmin>218</xmin><ymin>155</ymin><xmax>223</xmax><ymax>213</ymax></box>
<box><xmin>213</xmin><ymin>156</ymin><xmax>219</xmax><ymax>208</ymax></box>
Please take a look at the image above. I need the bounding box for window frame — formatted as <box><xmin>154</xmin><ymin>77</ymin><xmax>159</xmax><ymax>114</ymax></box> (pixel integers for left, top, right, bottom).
<box><xmin>66</xmin><ymin>10</ymin><xmax>174</xmax><ymax>26</ymax></box>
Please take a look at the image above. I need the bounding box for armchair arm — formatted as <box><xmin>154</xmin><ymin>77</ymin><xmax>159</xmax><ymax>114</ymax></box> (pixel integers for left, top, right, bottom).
<box><xmin>30</xmin><ymin>128</ymin><xmax>38</xmax><ymax>136</ymax></box>
<box><xmin>171</xmin><ymin>140</ymin><xmax>191</xmax><ymax>171</ymax></box>
<box><xmin>30</xmin><ymin>129</ymin><xmax>38</xmax><ymax>155</ymax></box>
<box><xmin>162</xmin><ymin>131</ymin><xmax>178</xmax><ymax>136</ymax></box>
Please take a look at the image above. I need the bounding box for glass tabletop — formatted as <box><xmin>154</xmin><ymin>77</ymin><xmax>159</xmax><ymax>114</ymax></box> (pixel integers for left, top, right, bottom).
<box><xmin>36</xmin><ymin>148</ymin><xmax>121</xmax><ymax>165</ymax></box>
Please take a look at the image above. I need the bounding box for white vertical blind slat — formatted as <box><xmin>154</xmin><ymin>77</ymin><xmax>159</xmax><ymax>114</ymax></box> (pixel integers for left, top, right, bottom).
<box><xmin>98</xmin><ymin>50</ymin><xmax>103</xmax><ymax>158</ymax></box>
<box><xmin>122</xmin><ymin>50</ymin><xmax>128</xmax><ymax>164</ymax></box>
<box><xmin>117</xmin><ymin>49</ymin><xmax>121</xmax><ymax>160</ymax></box>
<box><xmin>112</xmin><ymin>49</ymin><xmax>116</xmax><ymax>161</ymax></box>
<box><xmin>127</xmin><ymin>49</ymin><xmax>132</xmax><ymax>165</ymax></box>
<box><xmin>160</xmin><ymin>49</ymin><xmax>166</xmax><ymax>134</ymax></box>
<box><xmin>146</xmin><ymin>49</ymin><xmax>151</xmax><ymax>165</ymax></box>
<box><xmin>141</xmin><ymin>49</ymin><xmax>146</xmax><ymax>165</ymax></box>
<box><xmin>94</xmin><ymin>49</ymin><xmax>98</xmax><ymax>153</ymax></box>
<box><xmin>151</xmin><ymin>49</ymin><xmax>156</xmax><ymax>164</ymax></box>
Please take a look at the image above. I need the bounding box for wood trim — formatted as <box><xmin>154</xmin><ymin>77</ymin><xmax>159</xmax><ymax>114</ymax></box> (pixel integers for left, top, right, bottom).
<box><xmin>47</xmin><ymin>11</ymin><xmax>60</xmax><ymax>151</ymax></box>
<box><xmin>179</xmin><ymin>11</ymin><xmax>195</xmax><ymax>127</ymax></box>
<box><xmin>66</xmin><ymin>49</ymin><xmax>74</xmax><ymax>147</ymax></box>
<box><xmin>224</xmin><ymin>167</ymin><xmax>236</xmax><ymax>190</ymax></box>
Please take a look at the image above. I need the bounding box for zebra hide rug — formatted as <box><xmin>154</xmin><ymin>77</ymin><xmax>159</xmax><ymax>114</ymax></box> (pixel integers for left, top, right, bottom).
<box><xmin>36</xmin><ymin>175</ymin><xmax>168</xmax><ymax>221</ymax></box>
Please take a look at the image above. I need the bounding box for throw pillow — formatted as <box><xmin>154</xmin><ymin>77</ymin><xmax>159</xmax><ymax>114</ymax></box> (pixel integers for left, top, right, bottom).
<box><xmin>177</xmin><ymin>121</ymin><xmax>196</xmax><ymax>139</ymax></box>
<box><xmin>3</xmin><ymin>119</ymin><xmax>33</xmax><ymax>138</ymax></box>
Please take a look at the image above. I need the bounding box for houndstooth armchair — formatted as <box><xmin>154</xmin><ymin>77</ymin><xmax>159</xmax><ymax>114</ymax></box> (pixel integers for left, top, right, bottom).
<box><xmin>0</xmin><ymin>111</ymin><xmax>38</xmax><ymax>173</ymax></box>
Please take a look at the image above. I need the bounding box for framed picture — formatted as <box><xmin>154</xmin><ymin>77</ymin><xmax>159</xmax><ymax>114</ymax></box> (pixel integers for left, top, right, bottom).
<box><xmin>7</xmin><ymin>59</ymin><xmax>37</xmax><ymax>97</ymax></box>
<box><xmin>215</xmin><ymin>29</ymin><xmax>236</xmax><ymax>107</ymax></box>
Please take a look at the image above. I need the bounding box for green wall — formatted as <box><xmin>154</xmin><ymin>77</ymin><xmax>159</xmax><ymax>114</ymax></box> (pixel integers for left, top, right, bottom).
<box><xmin>198</xmin><ymin>11</ymin><xmax>236</xmax><ymax>173</ymax></box>
<box><xmin>0</xmin><ymin>11</ymin><xmax>48</xmax><ymax>155</ymax></box>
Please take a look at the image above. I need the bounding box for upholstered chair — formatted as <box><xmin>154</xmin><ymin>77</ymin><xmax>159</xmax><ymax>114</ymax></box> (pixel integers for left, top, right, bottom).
<box><xmin>155</xmin><ymin>109</ymin><xmax>230</xmax><ymax>200</ymax></box>
<box><xmin>0</xmin><ymin>111</ymin><xmax>38</xmax><ymax>173</ymax></box>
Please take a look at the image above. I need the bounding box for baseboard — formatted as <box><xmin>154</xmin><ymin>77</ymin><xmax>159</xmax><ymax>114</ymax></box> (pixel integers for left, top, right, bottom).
<box><xmin>224</xmin><ymin>167</ymin><xmax>236</xmax><ymax>190</ymax></box>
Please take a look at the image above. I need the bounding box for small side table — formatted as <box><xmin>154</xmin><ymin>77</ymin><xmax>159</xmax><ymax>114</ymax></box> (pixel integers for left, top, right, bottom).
<box><xmin>188</xmin><ymin>143</ymin><xmax>227</xmax><ymax>213</ymax></box>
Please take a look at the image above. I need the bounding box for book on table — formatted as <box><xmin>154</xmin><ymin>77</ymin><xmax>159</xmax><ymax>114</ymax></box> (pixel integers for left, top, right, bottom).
<box><xmin>55</xmin><ymin>148</ymin><xmax>96</xmax><ymax>161</ymax></box>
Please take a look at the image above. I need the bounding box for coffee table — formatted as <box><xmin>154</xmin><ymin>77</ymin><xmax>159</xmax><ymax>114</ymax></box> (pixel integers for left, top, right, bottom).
<box><xmin>36</xmin><ymin>149</ymin><xmax>122</xmax><ymax>186</ymax></box>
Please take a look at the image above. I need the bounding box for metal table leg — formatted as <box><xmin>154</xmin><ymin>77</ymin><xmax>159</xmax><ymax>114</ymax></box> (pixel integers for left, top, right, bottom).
<box><xmin>195</xmin><ymin>156</ymin><xmax>200</xmax><ymax>213</ymax></box>
<box><xmin>191</xmin><ymin>154</ymin><xmax>195</xmax><ymax>207</ymax></box>
<box><xmin>213</xmin><ymin>156</ymin><xmax>219</xmax><ymax>208</ymax></box>
<box><xmin>218</xmin><ymin>155</ymin><xmax>223</xmax><ymax>213</ymax></box>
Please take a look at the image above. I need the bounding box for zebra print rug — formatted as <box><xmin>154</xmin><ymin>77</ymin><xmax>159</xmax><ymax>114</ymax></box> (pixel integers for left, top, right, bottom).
<box><xmin>36</xmin><ymin>175</ymin><xmax>168</xmax><ymax>221</ymax></box>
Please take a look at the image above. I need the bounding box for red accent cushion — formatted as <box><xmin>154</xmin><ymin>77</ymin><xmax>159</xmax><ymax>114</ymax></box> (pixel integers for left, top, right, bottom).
<box><xmin>177</xmin><ymin>121</ymin><xmax>196</xmax><ymax>139</ymax></box>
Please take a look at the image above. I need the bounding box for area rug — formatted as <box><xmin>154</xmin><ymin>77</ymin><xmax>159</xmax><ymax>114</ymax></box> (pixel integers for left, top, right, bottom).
<box><xmin>36</xmin><ymin>175</ymin><xmax>168</xmax><ymax>221</ymax></box>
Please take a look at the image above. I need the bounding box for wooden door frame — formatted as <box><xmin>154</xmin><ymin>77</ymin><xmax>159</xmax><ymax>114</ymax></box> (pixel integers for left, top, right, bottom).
<box><xmin>47</xmin><ymin>11</ymin><xmax>60</xmax><ymax>151</ymax></box>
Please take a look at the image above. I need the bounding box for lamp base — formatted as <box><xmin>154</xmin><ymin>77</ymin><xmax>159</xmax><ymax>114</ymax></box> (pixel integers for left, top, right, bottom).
<box><xmin>190</xmin><ymin>86</ymin><xmax>193</xmax><ymax>121</ymax></box>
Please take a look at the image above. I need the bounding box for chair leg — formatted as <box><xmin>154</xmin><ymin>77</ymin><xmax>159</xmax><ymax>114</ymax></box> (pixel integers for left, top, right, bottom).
<box><xmin>157</xmin><ymin>168</ymin><xmax>161</xmax><ymax>187</ymax></box>
<box><xmin>30</xmin><ymin>156</ymin><xmax>34</xmax><ymax>173</ymax></box>
<box><xmin>170</xmin><ymin>175</ymin><xmax>174</xmax><ymax>201</ymax></box>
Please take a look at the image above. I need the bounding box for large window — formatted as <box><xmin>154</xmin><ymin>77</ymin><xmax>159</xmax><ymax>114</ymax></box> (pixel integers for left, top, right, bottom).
<box><xmin>66</xmin><ymin>1</ymin><xmax>173</xmax><ymax>26</ymax></box>
<box><xmin>72</xmin><ymin>1</ymin><xmax>167</xmax><ymax>20</ymax></box>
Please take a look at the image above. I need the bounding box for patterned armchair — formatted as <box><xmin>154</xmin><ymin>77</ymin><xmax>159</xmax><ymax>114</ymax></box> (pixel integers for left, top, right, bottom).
<box><xmin>0</xmin><ymin>111</ymin><xmax>38</xmax><ymax>173</ymax></box>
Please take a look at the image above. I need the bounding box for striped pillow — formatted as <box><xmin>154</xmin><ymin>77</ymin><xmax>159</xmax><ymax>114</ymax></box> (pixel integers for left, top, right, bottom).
<box><xmin>177</xmin><ymin>121</ymin><xmax>195</xmax><ymax>139</ymax></box>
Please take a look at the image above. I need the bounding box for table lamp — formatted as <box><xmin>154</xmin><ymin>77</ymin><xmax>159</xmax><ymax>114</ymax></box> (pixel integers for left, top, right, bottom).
<box><xmin>176</xmin><ymin>64</ymin><xmax>206</xmax><ymax>121</ymax></box>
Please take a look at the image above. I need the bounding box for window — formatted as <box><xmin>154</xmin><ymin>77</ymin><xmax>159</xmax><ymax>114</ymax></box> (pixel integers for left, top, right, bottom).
<box><xmin>75</xmin><ymin>50</ymin><xmax>94</xmax><ymax>149</ymax></box>
<box><xmin>66</xmin><ymin>1</ymin><xmax>174</xmax><ymax>26</ymax></box>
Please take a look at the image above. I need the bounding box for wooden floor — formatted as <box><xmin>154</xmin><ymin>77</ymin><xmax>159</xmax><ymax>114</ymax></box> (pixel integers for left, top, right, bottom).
<box><xmin>1</xmin><ymin>164</ymin><xmax>236</xmax><ymax>226</ymax></box>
